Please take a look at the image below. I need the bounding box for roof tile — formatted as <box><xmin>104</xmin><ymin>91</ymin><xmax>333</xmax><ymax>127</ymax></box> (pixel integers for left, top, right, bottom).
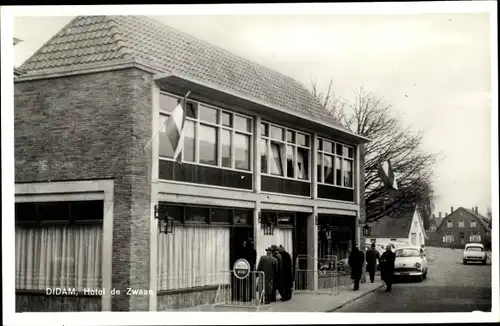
<box><xmin>20</xmin><ymin>15</ymin><xmax>346</xmax><ymax>129</ymax></box>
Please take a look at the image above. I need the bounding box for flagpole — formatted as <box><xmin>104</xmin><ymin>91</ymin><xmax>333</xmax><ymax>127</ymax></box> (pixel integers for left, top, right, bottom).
<box><xmin>143</xmin><ymin>91</ymin><xmax>191</xmax><ymax>151</ymax></box>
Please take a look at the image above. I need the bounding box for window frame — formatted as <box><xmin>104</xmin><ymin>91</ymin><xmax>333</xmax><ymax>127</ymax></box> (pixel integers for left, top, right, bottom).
<box><xmin>458</xmin><ymin>220</ymin><xmax>465</xmax><ymax>228</ymax></box>
<box><xmin>446</xmin><ymin>220</ymin><xmax>453</xmax><ymax>228</ymax></box>
<box><xmin>470</xmin><ymin>220</ymin><xmax>477</xmax><ymax>228</ymax></box>
<box><xmin>316</xmin><ymin>137</ymin><xmax>355</xmax><ymax>189</ymax></box>
<box><xmin>159</xmin><ymin>91</ymin><xmax>254</xmax><ymax>173</ymax></box>
<box><xmin>260</xmin><ymin>121</ymin><xmax>311</xmax><ymax>182</ymax></box>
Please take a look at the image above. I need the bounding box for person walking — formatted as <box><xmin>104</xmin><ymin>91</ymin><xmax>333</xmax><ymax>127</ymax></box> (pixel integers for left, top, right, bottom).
<box><xmin>257</xmin><ymin>247</ymin><xmax>278</xmax><ymax>304</ymax></box>
<box><xmin>348</xmin><ymin>246</ymin><xmax>365</xmax><ymax>291</ymax></box>
<box><xmin>271</xmin><ymin>245</ymin><xmax>283</xmax><ymax>302</ymax></box>
<box><xmin>365</xmin><ymin>243</ymin><xmax>380</xmax><ymax>283</ymax></box>
<box><xmin>379</xmin><ymin>244</ymin><xmax>396</xmax><ymax>292</ymax></box>
<box><xmin>278</xmin><ymin>245</ymin><xmax>293</xmax><ymax>301</ymax></box>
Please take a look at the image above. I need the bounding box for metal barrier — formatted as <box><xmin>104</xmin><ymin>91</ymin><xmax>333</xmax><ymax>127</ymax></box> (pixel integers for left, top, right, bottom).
<box><xmin>212</xmin><ymin>271</ymin><xmax>271</xmax><ymax>311</ymax></box>
<box><xmin>294</xmin><ymin>255</ymin><xmax>341</xmax><ymax>296</ymax></box>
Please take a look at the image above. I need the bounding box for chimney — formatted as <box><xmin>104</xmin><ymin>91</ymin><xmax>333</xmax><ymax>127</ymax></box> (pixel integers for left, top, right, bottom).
<box><xmin>439</xmin><ymin>212</ymin><xmax>442</xmax><ymax>218</ymax></box>
<box><xmin>445</xmin><ymin>212</ymin><xmax>448</xmax><ymax>216</ymax></box>
<box><xmin>475</xmin><ymin>206</ymin><xmax>479</xmax><ymax>214</ymax></box>
<box><xmin>451</xmin><ymin>206</ymin><xmax>454</xmax><ymax>213</ymax></box>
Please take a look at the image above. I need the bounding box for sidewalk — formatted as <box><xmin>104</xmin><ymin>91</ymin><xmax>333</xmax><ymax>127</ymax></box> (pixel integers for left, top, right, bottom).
<box><xmin>178</xmin><ymin>281</ymin><xmax>383</xmax><ymax>312</ymax></box>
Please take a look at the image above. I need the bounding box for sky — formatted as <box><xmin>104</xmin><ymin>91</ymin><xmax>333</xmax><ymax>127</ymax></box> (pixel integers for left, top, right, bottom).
<box><xmin>12</xmin><ymin>11</ymin><xmax>494</xmax><ymax>217</ymax></box>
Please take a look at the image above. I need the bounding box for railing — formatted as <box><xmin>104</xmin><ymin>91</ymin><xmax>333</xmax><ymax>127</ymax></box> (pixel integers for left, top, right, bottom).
<box><xmin>294</xmin><ymin>255</ymin><xmax>342</xmax><ymax>296</ymax></box>
<box><xmin>212</xmin><ymin>271</ymin><xmax>271</xmax><ymax>311</ymax></box>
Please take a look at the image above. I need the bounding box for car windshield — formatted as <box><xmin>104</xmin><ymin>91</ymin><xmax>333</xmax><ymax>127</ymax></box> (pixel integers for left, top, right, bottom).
<box><xmin>466</xmin><ymin>247</ymin><xmax>483</xmax><ymax>252</ymax></box>
<box><xmin>395</xmin><ymin>248</ymin><xmax>420</xmax><ymax>257</ymax></box>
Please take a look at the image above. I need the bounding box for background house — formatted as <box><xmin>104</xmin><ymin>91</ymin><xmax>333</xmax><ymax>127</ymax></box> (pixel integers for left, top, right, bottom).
<box><xmin>367</xmin><ymin>206</ymin><xmax>426</xmax><ymax>247</ymax></box>
<box><xmin>428</xmin><ymin>206</ymin><xmax>491</xmax><ymax>249</ymax></box>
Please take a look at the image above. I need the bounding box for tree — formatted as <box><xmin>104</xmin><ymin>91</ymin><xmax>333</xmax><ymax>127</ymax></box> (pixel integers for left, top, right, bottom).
<box><xmin>311</xmin><ymin>82</ymin><xmax>439</xmax><ymax>223</ymax></box>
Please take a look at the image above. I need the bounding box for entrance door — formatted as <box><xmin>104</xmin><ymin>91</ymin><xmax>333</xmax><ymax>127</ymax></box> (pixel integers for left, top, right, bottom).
<box><xmin>230</xmin><ymin>227</ymin><xmax>254</xmax><ymax>269</ymax></box>
<box><xmin>294</xmin><ymin>213</ymin><xmax>308</xmax><ymax>290</ymax></box>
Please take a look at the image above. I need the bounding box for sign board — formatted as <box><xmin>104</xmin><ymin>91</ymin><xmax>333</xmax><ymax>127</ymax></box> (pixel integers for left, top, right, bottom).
<box><xmin>233</xmin><ymin>259</ymin><xmax>251</xmax><ymax>279</ymax></box>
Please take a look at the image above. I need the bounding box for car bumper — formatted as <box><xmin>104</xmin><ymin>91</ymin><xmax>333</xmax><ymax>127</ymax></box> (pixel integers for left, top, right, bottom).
<box><xmin>394</xmin><ymin>271</ymin><xmax>423</xmax><ymax>276</ymax></box>
<box><xmin>464</xmin><ymin>257</ymin><xmax>485</xmax><ymax>261</ymax></box>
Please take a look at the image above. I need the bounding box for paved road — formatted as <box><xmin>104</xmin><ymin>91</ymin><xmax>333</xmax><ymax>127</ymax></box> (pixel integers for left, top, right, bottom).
<box><xmin>335</xmin><ymin>247</ymin><xmax>492</xmax><ymax>312</ymax></box>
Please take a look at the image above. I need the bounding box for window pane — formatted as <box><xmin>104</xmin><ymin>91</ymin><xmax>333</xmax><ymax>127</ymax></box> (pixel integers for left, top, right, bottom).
<box><xmin>71</xmin><ymin>201</ymin><xmax>104</xmax><ymax>221</ymax></box>
<box><xmin>163</xmin><ymin>204</ymin><xmax>183</xmax><ymax>223</ymax></box>
<box><xmin>297</xmin><ymin>133</ymin><xmax>309</xmax><ymax>147</ymax></box>
<box><xmin>297</xmin><ymin>147</ymin><xmax>309</xmax><ymax>180</ymax></box>
<box><xmin>343</xmin><ymin>146</ymin><xmax>350</xmax><ymax>157</ymax></box>
<box><xmin>335</xmin><ymin>157</ymin><xmax>342</xmax><ymax>186</ymax></box>
<box><xmin>317</xmin><ymin>153</ymin><xmax>323</xmax><ymax>183</ymax></box>
<box><xmin>336</xmin><ymin>144</ymin><xmax>343</xmax><ymax>155</ymax></box>
<box><xmin>324</xmin><ymin>155</ymin><xmax>334</xmax><ymax>184</ymax></box>
<box><xmin>15</xmin><ymin>203</ymin><xmax>38</xmax><ymax>223</ymax></box>
<box><xmin>211</xmin><ymin>208</ymin><xmax>232</xmax><ymax>224</ymax></box>
<box><xmin>270</xmin><ymin>126</ymin><xmax>284</xmax><ymax>141</ymax></box>
<box><xmin>286</xmin><ymin>145</ymin><xmax>295</xmax><ymax>178</ymax></box>
<box><xmin>183</xmin><ymin>120</ymin><xmax>196</xmax><ymax>162</ymax></box>
<box><xmin>324</xmin><ymin>141</ymin><xmax>333</xmax><ymax>153</ymax></box>
<box><xmin>159</xmin><ymin>93</ymin><xmax>179</xmax><ymax>113</ymax></box>
<box><xmin>199</xmin><ymin>124</ymin><xmax>217</xmax><ymax>165</ymax></box>
<box><xmin>235</xmin><ymin>133</ymin><xmax>250</xmax><ymax>171</ymax></box>
<box><xmin>343</xmin><ymin>159</ymin><xmax>353</xmax><ymax>187</ymax></box>
<box><xmin>318</xmin><ymin>139</ymin><xmax>323</xmax><ymax>151</ymax></box>
<box><xmin>221</xmin><ymin>112</ymin><xmax>232</xmax><ymax>127</ymax></box>
<box><xmin>261</xmin><ymin>123</ymin><xmax>269</xmax><ymax>136</ymax></box>
<box><xmin>270</xmin><ymin>142</ymin><xmax>285</xmax><ymax>176</ymax></box>
<box><xmin>186</xmin><ymin>102</ymin><xmax>197</xmax><ymax>119</ymax></box>
<box><xmin>234</xmin><ymin>210</ymin><xmax>253</xmax><ymax>225</ymax></box>
<box><xmin>260</xmin><ymin>138</ymin><xmax>269</xmax><ymax>173</ymax></box>
<box><xmin>185</xmin><ymin>206</ymin><xmax>209</xmax><ymax>223</ymax></box>
<box><xmin>348</xmin><ymin>147</ymin><xmax>354</xmax><ymax>158</ymax></box>
<box><xmin>234</xmin><ymin>115</ymin><xmax>252</xmax><ymax>132</ymax></box>
<box><xmin>199</xmin><ymin>105</ymin><xmax>218</xmax><ymax>124</ymax></box>
<box><xmin>39</xmin><ymin>202</ymin><xmax>70</xmax><ymax>221</ymax></box>
<box><xmin>286</xmin><ymin>130</ymin><xmax>295</xmax><ymax>143</ymax></box>
<box><xmin>221</xmin><ymin>129</ymin><xmax>232</xmax><ymax>168</ymax></box>
<box><xmin>159</xmin><ymin>115</ymin><xmax>175</xmax><ymax>158</ymax></box>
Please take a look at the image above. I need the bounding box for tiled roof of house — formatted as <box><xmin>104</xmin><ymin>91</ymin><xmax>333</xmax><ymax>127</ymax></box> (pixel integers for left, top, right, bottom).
<box><xmin>19</xmin><ymin>15</ymin><xmax>344</xmax><ymax>129</ymax></box>
<box><xmin>463</xmin><ymin>208</ymin><xmax>491</xmax><ymax>230</ymax></box>
<box><xmin>369</xmin><ymin>206</ymin><xmax>416</xmax><ymax>238</ymax></box>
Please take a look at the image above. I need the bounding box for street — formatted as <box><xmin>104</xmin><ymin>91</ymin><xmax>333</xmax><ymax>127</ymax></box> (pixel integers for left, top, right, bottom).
<box><xmin>335</xmin><ymin>247</ymin><xmax>492</xmax><ymax>312</ymax></box>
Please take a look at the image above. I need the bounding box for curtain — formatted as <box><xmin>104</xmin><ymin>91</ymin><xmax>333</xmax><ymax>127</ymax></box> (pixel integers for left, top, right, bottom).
<box><xmin>256</xmin><ymin>228</ymin><xmax>293</xmax><ymax>261</ymax></box>
<box><xmin>157</xmin><ymin>226</ymin><xmax>230</xmax><ymax>291</ymax></box>
<box><xmin>15</xmin><ymin>225</ymin><xmax>102</xmax><ymax>291</ymax></box>
<box><xmin>270</xmin><ymin>142</ymin><xmax>284</xmax><ymax>176</ymax></box>
<box><xmin>297</xmin><ymin>148</ymin><xmax>309</xmax><ymax>180</ymax></box>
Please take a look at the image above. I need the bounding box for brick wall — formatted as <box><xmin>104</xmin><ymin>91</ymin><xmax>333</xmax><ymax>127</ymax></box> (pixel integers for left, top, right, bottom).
<box><xmin>15</xmin><ymin>68</ymin><xmax>153</xmax><ymax>311</ymax></box>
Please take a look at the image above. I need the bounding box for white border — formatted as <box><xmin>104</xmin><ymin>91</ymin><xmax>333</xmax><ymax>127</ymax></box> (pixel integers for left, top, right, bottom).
<box><xmin>2</xmin><ymin>2</ymin><xmax>498</xmax><ymax>325</ymax></box>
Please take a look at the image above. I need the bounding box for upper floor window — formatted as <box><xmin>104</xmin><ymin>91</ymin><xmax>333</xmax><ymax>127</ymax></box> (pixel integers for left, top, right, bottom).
<box><xmin>316</xmin><ymin>138</ymin><xmax>354</xmax><ymax>188</ymax></box>
<box><xmin>470</xmin><ymin>220</ymin><xmax>477</xmax><ymax>228</ymax></box>
<box><xmin>159</xmin><ymin>93</ymin><xmax>253</xmax><ymax>172</ymax></box>
<box><xmin>260</xmin><ymin>122</ymin><xmax>310</xmax><ymax>181</ymax></box>
<box><xmin>447</xmin><ymin>220</ymin><xmax>453</xmax><ymax>228</ymax></box>
<box><xmin>458</xmin><ymin>220</ymin><xmax>465</xmax><ymax>228</ymax></box>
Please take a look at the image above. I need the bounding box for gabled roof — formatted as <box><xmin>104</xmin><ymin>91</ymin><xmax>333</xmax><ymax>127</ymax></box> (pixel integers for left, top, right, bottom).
<box><xmin>437</xmin><ymin>207</ymin><xmax>491</xmax><ymax>231</ymax></box>
<box><xmin>369</xmin><ymin>206</ymin><xmax>416</xmax><ymax>238</ymax></box>
<box><xmin>18</xmin><ymin>15</ymin><xmax>346</xmax><ymax>131</ymax></box>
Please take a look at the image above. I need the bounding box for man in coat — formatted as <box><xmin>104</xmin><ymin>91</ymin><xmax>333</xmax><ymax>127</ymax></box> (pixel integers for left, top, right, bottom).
<box><xmin>379</xmin><ymin>244</ymin><xmax>396</xmax><ymax>292</ymax></box>
<box><xmin>365</xmin><ymin>243</ymin><xmax>380</xmax><ymax>283</ymax></box>
<box><xmin>348</xmin><ymin>246</ymin><xmax>365</xmax><ymax>291</ymax></box>
<box><xmin>278</xmin><ymin>245</ymin><xmax>293</xmax><ymax>301</ymax></box>
<box><xmin>271</xmin><ymin>244</ymin><xmax>283</xmax><ymax>302</ymax></box>
<box><xmin>257</xmin><ymin>247</ymin><xmax>278</xmax><ymax>304</ymax></box>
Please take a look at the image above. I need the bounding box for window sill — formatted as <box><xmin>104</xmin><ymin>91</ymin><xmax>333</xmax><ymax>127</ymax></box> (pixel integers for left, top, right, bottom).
<box><xmin>157</xmin><ymin>284</ymin><xmax>227</xmax><ymax>296</ymax></box>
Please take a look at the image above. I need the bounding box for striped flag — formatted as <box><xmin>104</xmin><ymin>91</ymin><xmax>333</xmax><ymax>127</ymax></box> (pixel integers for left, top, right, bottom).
<box><xmin>378</xmin><ymin>160</ymin><xmax>398</xmax><ymax>190</ymax></box>
<box><xmin>164</xmin><ymin>92</ymin><xmax>190</xmax><ymax>163</ymax></box>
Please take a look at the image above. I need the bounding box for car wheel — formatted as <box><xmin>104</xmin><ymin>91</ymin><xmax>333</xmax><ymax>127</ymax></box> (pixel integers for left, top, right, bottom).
<box><xmin>417</xmin><ymin>275</ymin><xmax>423</xmax><ymax>282</ymax></box>
<box><xmin>463</xmin><ymin>260</ymin><xmax>467</xmax><ymax>265</ymax></box>
<box><xmin>482</xmin><ymin>259</ymin><xmax>487</xmax><ymax>265</ymax></box>
<box><xmin>423</xmin><ymin>271</ymin><xmax>427</xmax><ymax>280</ymax></box>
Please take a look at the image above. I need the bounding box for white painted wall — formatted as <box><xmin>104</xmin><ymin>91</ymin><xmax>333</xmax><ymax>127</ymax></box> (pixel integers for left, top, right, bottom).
<box><xmin>409</xmin><ymin>210</ymin><xmax>426</xmax><ymax>247</ymax></box>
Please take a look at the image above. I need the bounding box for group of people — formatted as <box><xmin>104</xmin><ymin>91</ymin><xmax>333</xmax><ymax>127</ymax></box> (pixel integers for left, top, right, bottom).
<box><xmin>348</xmin><ymin>243</ymin><xmax>396</xmax><ymax>292</ymax></box>
<box><xmin>256</xmin><ymin>244</ymin><xmax>294</xmax><ymax>304</ymax></box>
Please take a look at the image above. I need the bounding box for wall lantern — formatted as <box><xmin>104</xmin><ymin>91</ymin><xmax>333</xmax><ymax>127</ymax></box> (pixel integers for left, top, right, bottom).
<box><xmin>362</xmin><ymin>224</ymin><xmax>372</xmax><ymax>237</ymax></box>
<box><xmin>155</xmin><ymin>203</ymin><xmax>175</xmax><ymax>235</ymax></box>
<box><xmin>258</xmin><ymin>211</ymin><xmax>275</xmax><ymax>236</ymax></box>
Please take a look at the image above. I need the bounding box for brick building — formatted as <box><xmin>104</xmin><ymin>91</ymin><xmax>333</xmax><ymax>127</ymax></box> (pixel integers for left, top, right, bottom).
<box><xmin>14</xmin><ymin>15</ymin><xmax>369</xmax><ymax>312</ymax></box>
<box><xmin>431</xmin><ymin>207</ymin><xmax>491</xmax><ymax>249</ymax></box>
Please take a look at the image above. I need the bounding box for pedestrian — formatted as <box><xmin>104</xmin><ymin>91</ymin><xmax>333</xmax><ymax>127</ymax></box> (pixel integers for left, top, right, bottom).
<box><xmin>271</xmin><ymin>244</ymin><xmax>283</xmax><ymax>302</ymax></box>
<box><xmin>257</xmin><ymin>247</ymin><xmax>278</xmax><ymax>304</ymax></box>
<box><xmin>365</xmin><ymin>243</ymin><xmax>380</xmax><ymax>283</ymax></box>
<box><xmin>348</xmin><ymin>246</ymin><xmax>365</xmax><ymax>291</ymax></box>
<box><xmin>278</xmin><ymin>245</ymin><xmax>293</xmax><ymax>301</ymax></box>
<box><xmin>241</xmin><ymin>239</ymin><xmax>257</xmax><ymax>302</ymax></box>
<box><xmin>379</xmin><ymin>244</ymin><xmax>396</xmax><ymax>292</ymax></box>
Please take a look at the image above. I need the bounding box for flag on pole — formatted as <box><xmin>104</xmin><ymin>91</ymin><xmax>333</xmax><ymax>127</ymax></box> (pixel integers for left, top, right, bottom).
<box><xmin>378</xmin><ymin>160</ymin><xmax>398</xmax><ymax>190</ymax></box>
<box><xmin>165</xmin><ymin>92</ymin><xmax>190</xmax><ymax>163</ymax></box>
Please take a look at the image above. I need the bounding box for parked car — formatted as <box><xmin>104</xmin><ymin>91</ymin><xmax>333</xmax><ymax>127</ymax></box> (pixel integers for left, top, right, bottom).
<box><xmin>462</xmin><ymin>243</ymin><xmax>487</xmax><ymax>265</ymax></box>
<box><xmin>393</xmin><ymin>245</ymin><xmax>428</xmax><ymax>282</ymax></box>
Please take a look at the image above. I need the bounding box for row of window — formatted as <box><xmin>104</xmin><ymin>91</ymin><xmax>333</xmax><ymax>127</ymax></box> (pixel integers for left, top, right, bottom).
<box><xmin>446</xmin><ymin>220</ymin><xmax>477</xmax><ymax>229</ymax></box>
<box><xmin>442</xmin><ymin>232</ymin><xmax>482</xmax><ymax>244</ymax></box>
<box><xmin>159</xmin><ymin>92</ymin><xmax>356</xmax><ymax>189</ymax></box>
<box><xmin>15</xmin><ymin>201</ymin><xmax>104</xmax><ymax>225</ymax></box>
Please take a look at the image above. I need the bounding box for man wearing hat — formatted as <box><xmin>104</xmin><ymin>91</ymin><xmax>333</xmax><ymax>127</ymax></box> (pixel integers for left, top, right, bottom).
<box><xmin>257</xmin><ymin>247</ymin><xmax>278</xmax><ymax>304</ymax></box>
<box><xmin>271</xmin><ymin>245</ymin><xmax>283</xmax><ymax>302</ymax></box>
